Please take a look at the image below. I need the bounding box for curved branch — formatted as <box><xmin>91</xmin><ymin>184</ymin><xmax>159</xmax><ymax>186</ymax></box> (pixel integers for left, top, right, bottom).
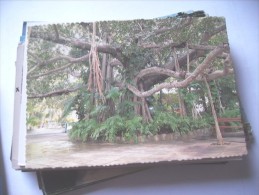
<box><xmin>136</xmin><ymin>66</ymin><xmax>184</xmax><ymax>81</ymax></box>
<box><xmin>127</xmin><ymin>46</ymin><xmax>225</xmax><ymax>98</ymax></box>
<box><xmin>142</xmin><ymin>23</ymin><xmax>227</xmax><ymax>89</ymax></box>
<box><xmin>110</xmin><ymin>58</ymin><xmax>123</xmax><ymax>67</ymax></box>
<box><xmin>206</xmin><ymin>68</ymin><xmax>234</xmax><ymax>81</ymax></box>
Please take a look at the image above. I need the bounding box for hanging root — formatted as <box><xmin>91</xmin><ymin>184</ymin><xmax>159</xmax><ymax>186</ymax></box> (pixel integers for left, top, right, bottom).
<box><xmin>88</xmin><ymin>22</ymin><xmax>105</xmax><ymax>103</ymax></box>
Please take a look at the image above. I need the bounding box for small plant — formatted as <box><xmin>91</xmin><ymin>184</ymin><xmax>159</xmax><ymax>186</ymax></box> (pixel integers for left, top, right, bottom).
<box><xmin>103</xmin><ymin>115</ymin><xmax>125</xmax><ymax>142</ymax></box>
<box><xmin>69</xmin><ymin>119</ymin><xmax>99</xmax><ymax>141</ymax></box>
<box><xmin>152</xmin><ymin>112</ymin><xmax>178</xmax><ymax>133</ymax></box>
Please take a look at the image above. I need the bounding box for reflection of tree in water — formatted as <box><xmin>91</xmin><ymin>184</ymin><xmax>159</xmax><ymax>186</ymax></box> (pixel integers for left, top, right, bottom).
<box><xmin>26</xmin><ymin>13</ymin><xmax>241</xmax><ymax>144</ymax></box>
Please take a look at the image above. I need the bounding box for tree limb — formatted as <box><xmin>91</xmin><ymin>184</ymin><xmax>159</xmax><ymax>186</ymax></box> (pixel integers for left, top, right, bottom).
<box><xmin>205</xmin><ymin>68</ymin><xmax>234</xmax><ymax>81</ymax></box>
<box><xmin>138</xmin><ymin>17</ymin><xmax>192</xmax><ymax>40</ymax></box>
<box><xmin>127</xmin><ymin>46</ymin><xmax>226</xmax><ymax>98</ymax></box>
<box><xmin>28</xmin><ymin>53</ymin><xmax>89</xmax><ymax>68</ymax></box>
<box><xmin>140</xmin><ymin>41</ymin><xmax>186</xmax><ymax>49</ymax></box>
<box><xmin>188</xmin><ymin>44</ymin><xmax>217</xmax><ymax>50</ymax></box>
<box><xmin>27</xmin><ymin>54</ymin><xmax>90</xmax><ymax>79</ymax></box>
<box><xmin>30</xmin><ymin>28</ymin><xmax>126</xmax><ymax>65</ymax></box>
<box><xmin>200</xmin><ymin>24</ymin><xmax>226</xmax><ymax>43</ymax></box>
<box><xmin>28</xmin><ymin>86</ymin><xmax>82</xmax><ymax>99</ymax></box>
<box><xmin>142</xmin><ymin>23</ymin><xmax>227</xmax><ymax>89</ymax></box>
<box><xmin>28</xmin><ymin>63</ymin><xmax>72</xmax><ymax>79</ymax></box>
<box><xmin>136</xmin><ymin>66</ymin><xmax>184</xmax><ymax>81</ymax></box>
<box><xmin>109</xmin><ymin>58</ymin><xmax>123</xmax><ymax>67</ymax></box>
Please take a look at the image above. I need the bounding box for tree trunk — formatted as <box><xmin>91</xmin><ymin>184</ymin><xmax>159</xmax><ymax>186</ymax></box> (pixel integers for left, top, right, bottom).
<box><xmin>214</xmin><ymin>80</ymin><xmax>225</xmax><ymax>114</ymax></box>
<box><xmin>173</xmin><ymin>48</ymin><xmax>187</xmax><ymax>117</ymax></box>
<box><xmin>177</xmin><ymin>91</ymin><xmax>187</xmax><ymax>117</ymax></box>
<box><xmin>200</xmin><ymin>89</ymin><xmax>208</xmax><ymax>113</ymax></box>
<box><xmin>106</xmin><ymin>60</ymin><xmax>113</xmax><ymax>92</ymax></box>
<box><xmin>101</xmin><ymin>53</ymin><xmax>107</xmax><ymax>90</ymax></box>
<box><xmin>204</xmin><ymin>77</ymin><xmax>224</xmax><ymax>145</ymax></box>
<box><xmin>134</xmin><ymin>95</ymin><xmax>141</xmax><ymax>116</ymax></box>
<box><xmin>139</xmin><ymin>82</ymin><xmax>152</xmax><ymax>122</ymax></box>
<box><xmin>159</xmin><ymin>90</ymin><xmax>163</xmax><ymax>105</ymax></box>
<box><xmin>186</xmin><ymin>42</ymin><xmax>190</xmax><ymax>73</ymax></box>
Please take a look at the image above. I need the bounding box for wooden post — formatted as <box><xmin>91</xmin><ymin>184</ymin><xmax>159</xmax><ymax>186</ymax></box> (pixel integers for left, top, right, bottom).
<box><xmin>204</xmin><ymin>77</ymin><xmax>224</xmax><ymax>145</ymax></box>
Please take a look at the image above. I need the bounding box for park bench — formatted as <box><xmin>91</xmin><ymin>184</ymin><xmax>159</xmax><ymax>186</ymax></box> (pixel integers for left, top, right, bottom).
<box><xmin>217</xmin><ymin>117</ymin><xmax>243</xmax><ymax>132</ymax></box>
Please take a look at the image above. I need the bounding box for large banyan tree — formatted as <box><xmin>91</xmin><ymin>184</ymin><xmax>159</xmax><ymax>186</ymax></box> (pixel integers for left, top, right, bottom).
<box><xmin>27</xmin><ymin>13</ymin><xmax>240</xmax><ymax>144</ymax></box>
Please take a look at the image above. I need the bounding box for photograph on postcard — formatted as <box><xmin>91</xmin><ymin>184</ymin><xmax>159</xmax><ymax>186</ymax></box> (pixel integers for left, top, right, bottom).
<box><xmin>24</xmin><ymin>12</ymin><xmax>248</xmax><ymax>170</ymax></box>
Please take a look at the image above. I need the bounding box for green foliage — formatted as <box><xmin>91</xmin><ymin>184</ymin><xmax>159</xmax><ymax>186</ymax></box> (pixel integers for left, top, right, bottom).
<box><xmin>123</xmin><ymin>116</ymin><xmax>143</xmax><ymax>142</ymax></box>
<box><xmin>103</xmin><ymin>115</ymin><xmax>124</xmax><ymax>141</ymax></box>
<box><xmin>26</xmin><ymin>116</ymin><xmax>41</xmax><ymax>129</ymax></box>
<box><xmin>188</xmin><ymin>117</ymin><xmax>212</xmax><ymax>131</ymax></box>
<box><xmin>90</xmin><ymin>105</ymin><xmax>108</xmax><ymax>118</ymax></box>
<box><xmin>61</xmin><ymin>95</ymin><xmax>78</xmax><ymax>119</ymax></box>
<box><xmin>69</xmin><ymin>115</ymin><xmax>142</xmax><ymax>142</ymax></box>
<box><xmin>106</xmin><ymin>87</ymin><xmax>121</xmax><ymax>100</ymax></box>
<box><xmin>69</xmin><ymin>119</ymin><xmax>99</xmax><ymax>141</ymax></box>
<box><xmin>152</xmin><ymin>112</ymin><xmax>178</xmax><ymax>132</ymax></box>
<box><xmin>220</xmin><ymin>109</ymin><xmax>240</xmax><ymax>118</ymax></box>
<box><xmin>151</xmin><ymin>112</ymin><xmax>212</xmax><ymax>134</ymax></box>
<box><xmin>69</xmin><ymin>111</ymin><xmax>213</xmax><ymax>143</ymax></box>
<box><xmin>217</xmin><ymin>76</ymin><xmax>239</xmax><ymax>110</ymax></box>
<box><xmin>117</xmin><ymin>100</ymin><xmax>135</xmax><ymax>117</ymax></box>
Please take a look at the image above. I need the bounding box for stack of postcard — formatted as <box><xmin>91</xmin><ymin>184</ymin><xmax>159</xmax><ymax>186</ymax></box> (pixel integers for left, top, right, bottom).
<box><xmin>11</xmin><ymin>11</ymin><xmax>251</xmax><ymax>194</ymax></box>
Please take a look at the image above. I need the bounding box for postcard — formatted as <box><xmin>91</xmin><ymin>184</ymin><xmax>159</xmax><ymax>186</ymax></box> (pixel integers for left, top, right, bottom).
<box><xmin>12</xmin><ymin>11</ymin><xmax>249</xmax><ymax>170</ymax></box>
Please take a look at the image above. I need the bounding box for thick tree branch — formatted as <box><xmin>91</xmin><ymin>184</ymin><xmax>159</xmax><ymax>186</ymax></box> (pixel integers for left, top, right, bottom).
<box><xmin>188</xmin><ymin>44</ymin><xmax>217</xmax><ymax>50</ymax></box>
<box><xmin>141</xmin><ymin>41</ymin><xmax>186</xmax><ymax>49</ymax></box>
<box><xmin>141</xmin><ymin>49</ymin><xmax>198</xmax><ymax>90</ymax></box>
<box><xmin>30</xmin><ymin>29</ymin><xmax>126</xmax><ymax>65</ymax></box>
<box><xmin>27</xmin><ymin>54</ymin><xmax>90</xmax><ymax>79</ymax></box>
<box><xmin>28</xmin><ymin>86</ymin><xmax>82</xmax><ymax>99</ymax></box>
<box><xmin>137</xmin><ymin>17</ymin><xmax>192</xmax><ymax>40</ymax></box>
<box><xmin>205</xmin><ymin>68</ymin><xmax>234</xmax><ymax>81</ymax></box>
<box><xmin>142</xmin><ymin>23</ymin><xmax>227</xmax><ymax>89</ymax></box>
<box><xmin>28</xmin><ymin>63</ymin><xmax>72</xmax><ymax>79</ymax></box>
<box><xmin>200</xmin><ymin>24</ymin><xmax>226</xmax><ymax>43</ymax></box>
<box><xmin>28</xmin><ymin>52</ymin><xmax>89</xmax><ymax>68</ymax></box>
<box><xmin>136</xmin><ymin>67</ymin><xmax>184</xmax><ymax>81</ymax></box>
<box><xmin>135</xmin><ymin>65</ymin><xmax>233</xmax><ymax>86</ymax></box>
<box><xmin>141</xmin><ymin>42</ymin><xmax>219</xmax><ymax>52</ymax></box>
<box><xmin>109</xmin><ymin>58</ymin><xmax>123</xmax><ymax>67</ymax></box>
<box><xmin>127</xmin><ymin>46</ymin><xmax>226</xmax><ymax>98</ymax></box>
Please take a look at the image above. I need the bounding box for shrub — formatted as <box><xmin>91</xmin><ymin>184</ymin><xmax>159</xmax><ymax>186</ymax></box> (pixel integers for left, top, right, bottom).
<box><xmin>69</xmin><ymin>112</ymin><xmax>213</xmax><ymax>142</ymax></box>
